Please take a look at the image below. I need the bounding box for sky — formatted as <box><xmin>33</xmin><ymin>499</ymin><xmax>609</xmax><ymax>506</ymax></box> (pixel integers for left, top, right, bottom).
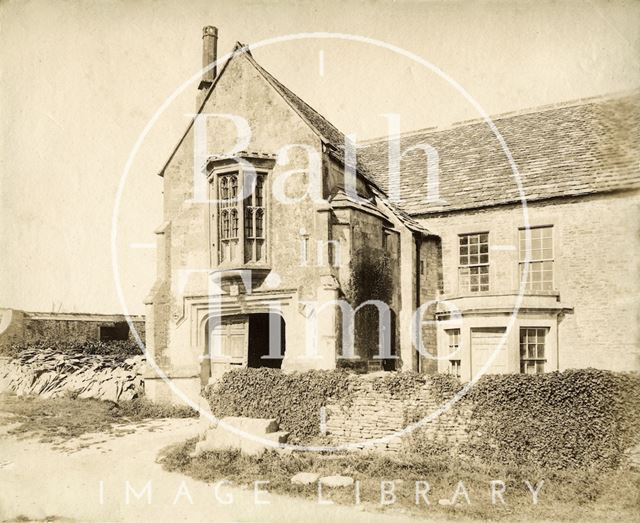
<box><xmin>1</xmin><ymin>0</ymin><xmax>639</xmax><ymax>315</ymax></box>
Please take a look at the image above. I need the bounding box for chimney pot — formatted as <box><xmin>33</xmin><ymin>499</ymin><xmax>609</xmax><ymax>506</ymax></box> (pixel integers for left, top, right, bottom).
<box><xmin>199</xmin><ymin>25</ymin><xmax>218</xmax><ymax>90</ymax></box>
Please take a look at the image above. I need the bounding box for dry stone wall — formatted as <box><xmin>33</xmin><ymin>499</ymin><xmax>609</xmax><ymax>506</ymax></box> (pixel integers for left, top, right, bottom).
<box><xmin>325</xmin><ymin>374</ymin><xmax>469</xmax><ymax>452</ymax></box>
<box><xmin>0</xmin><ymin>348</ymin><xmax>145</xmax><ymax>402</ymax></box>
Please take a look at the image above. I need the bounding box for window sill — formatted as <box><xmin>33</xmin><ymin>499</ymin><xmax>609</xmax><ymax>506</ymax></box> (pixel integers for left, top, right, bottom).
<box><xmin>436</xmin><ymin>292</ymin><xmax>571</xmax><ymax>317</ymax></box>
<box><xmin>213</xmin><ymin>264</ymin><xmax>271</xmax><ymax>278</ymax></box>
<box><xmin>447</xmin><ymin>289</ymin><xmax>560</xmax><ymax>300</ymax></box>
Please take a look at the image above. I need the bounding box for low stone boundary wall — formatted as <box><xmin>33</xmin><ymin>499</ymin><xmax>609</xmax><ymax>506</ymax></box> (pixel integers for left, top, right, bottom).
<box><xmin>325</xmin><ymin>374</ymin><xmax>469</xmax><ymax>451</ymax></box>
<box><xmin>0</xmin><ymin>348</ymin><xmax>145</xmax><ymax>402</ymax></box>
<box><xmin>0</xmin><ymin>308</ymin><xmax>145</xmax><ymax>348</ymax></box>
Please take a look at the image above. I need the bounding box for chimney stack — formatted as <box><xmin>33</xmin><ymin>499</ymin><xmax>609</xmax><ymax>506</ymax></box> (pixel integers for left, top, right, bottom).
<box><xmin>199</xmin><ymin>26</ymin><xmax>218</xmax><ymax>90</ymax></box>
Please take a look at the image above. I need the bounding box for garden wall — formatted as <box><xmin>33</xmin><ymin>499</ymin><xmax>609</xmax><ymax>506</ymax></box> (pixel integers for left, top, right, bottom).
<box><xmin>205</xmin><ymin>368</ymin><xmax>466</xmax><ymax>451</ymax></box>
<box><xmin>206</xmin><ymin>368</ymin><xmax>640</xmax><ymax>469</ymax></box>
<box><xmin>325</xmin><ymin>374</ymin><xmax>469</xmax><ymax>451</ymax></box>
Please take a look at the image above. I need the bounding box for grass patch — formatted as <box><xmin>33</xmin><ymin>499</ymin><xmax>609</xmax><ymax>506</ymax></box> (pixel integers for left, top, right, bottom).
<box><xmin>0</xmin><ymin>393</ymin><xmax>196</xmax><ymax>442</ymax></box>
<box><xmin>160</xmin><ymin>439</ymin><xmax>640</xmax><ymax>522</ymax></box>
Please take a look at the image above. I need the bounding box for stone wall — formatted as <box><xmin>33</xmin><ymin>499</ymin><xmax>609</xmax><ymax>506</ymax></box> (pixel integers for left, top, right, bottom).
<box><xmin>0</xmin><ymin>309</ymin><xmax>145</xmax><ymax>349</ymax></box>
<box><xmin>418</xmin><ymin>190</ymin><xmax>640</xmax><ymax>374</ymax></box>
<box><xmin>325</xmin><ymin>375</ymin><xmax>469</xmax><ymax>452</ymax></box>
<box><xmin>417</xmin><ymin>235</ymin><xmax>443</xmax><ymax>373</ymax></box>
<box><xmin>0</xmin><ymin>348</ymin><xmax>145</xmax><ymax>402</ymax></box>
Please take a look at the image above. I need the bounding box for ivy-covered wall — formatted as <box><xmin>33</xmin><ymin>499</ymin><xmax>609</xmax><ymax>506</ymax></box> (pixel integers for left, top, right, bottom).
<box><xmin>345</xmin><ymin>245</ymin><xmax>396</xmax><ymax>369</ymax></box>
<box><xmin>205</xmin><ymin>368</ymin><xmax>352</xmax><ymax>443</ymax></box>
<box><xmin>463</xmin><ymin>369</ymin><xmax>640</xmax><ymax>469</ymax></box>
<box><xmin>205</xmin><ymin>367</ymin><xmax>640</xmax><ymax>470</ymax></box>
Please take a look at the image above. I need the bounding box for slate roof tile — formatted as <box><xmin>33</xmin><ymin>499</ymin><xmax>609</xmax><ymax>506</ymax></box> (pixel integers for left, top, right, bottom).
<box><xmin>358</xmin><ymin>93</ymin><xmax>640</xmax><ymax>215</ymax></box>
<box><xmin>162</xmin><ymin>42</ymin><xmax>639</xmax><ymax>220</ymax></box>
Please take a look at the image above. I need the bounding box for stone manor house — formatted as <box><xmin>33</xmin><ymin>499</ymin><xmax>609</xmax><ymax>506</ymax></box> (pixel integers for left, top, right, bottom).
<box><xmin>144</xmin><ymin>27</ymin><xmax>640</xmax><ymax>401</ymax></box>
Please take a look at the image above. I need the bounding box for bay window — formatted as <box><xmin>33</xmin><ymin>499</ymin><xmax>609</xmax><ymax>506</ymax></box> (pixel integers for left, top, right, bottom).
<box><xmin>209</xmin><ymin>156</ymin><xmax>273</xmax><ymax>267</ymax></box>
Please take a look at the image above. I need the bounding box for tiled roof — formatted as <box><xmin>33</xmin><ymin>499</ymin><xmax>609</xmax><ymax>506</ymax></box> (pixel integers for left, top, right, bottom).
<box><xmin>245</xmin><ymin>48</ymin><xmax>392</xmax><ymax>194</ymax></box>
<box><xmin>328</xmin><ymin>189</ymin><xmax>432</xmax><ymax>236</ymax></box>
<box><xmin>160</xmin><ymin>41</ymin><xmax>639</xmax><ymax>219</ymax></box>
<box><xmin>358</xmin><ymin>92</ymin><xmax>640</xmax><ymax>215</ymax></box>
<box><xmin>371</xmin><ymin>188</ymin><xmax>432</xmax><ymax>236</ymax></box>
<box><xmin>248</xmin><ymin>54</ymin><xmax>346</xmax><ymax>151</ymax></box>
<box><xmin>253</xmin><ymin>50</ymin><xmax>639</xmax><ymax>216</ymax></box>
<box><xmin>246</xmin><ymin>48</ymin><xmax>432</xmax><ymax>233</ymax></box>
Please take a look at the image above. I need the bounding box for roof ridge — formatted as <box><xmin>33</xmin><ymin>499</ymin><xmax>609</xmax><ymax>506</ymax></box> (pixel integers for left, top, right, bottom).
<box><xmin>245</xmin><ymin>52</ymin><xmax>346</xmax><ymax>145</ymax></box>
<box><xmin>362</xmin><ymin>88</ymin><xmax>640</xmax><ymax>144</ymax></box>
<box><xmin>453</xmin><ymin>88</ymin><xmax>640</xmax><ymax>127</ymax></box>
<box><xmin>233</xmin><ymin>41</ymin><xmax>253</xmax><ymax>56</ymax></box>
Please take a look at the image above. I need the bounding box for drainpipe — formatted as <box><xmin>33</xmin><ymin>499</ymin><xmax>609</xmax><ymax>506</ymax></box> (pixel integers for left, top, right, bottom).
<box><xmin>414</xmin><ymin>232</ymin><xmax>422</xmax><ymax>373</ymax></box>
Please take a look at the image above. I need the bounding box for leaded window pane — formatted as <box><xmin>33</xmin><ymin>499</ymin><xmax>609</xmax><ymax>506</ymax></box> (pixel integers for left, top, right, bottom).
<box><xmin>256</xmin><ymin>208</ymin><xmax>264</xmax><ymax>238</ymax></box>
<box><xmin>256</xmin><ymin>177</ymin><xmax>264</xmax><ymax>207</ymax></box>
<box><xmin>230</xmin><ymin>209</ymin><xmax>238</xmax><ymax>238</ymax></box>
<box><xmin>230</xmin><ymin>176</ymin><xmax>238</xmax><ymax>199</ymax></box>
<box><xmin>244</xmin><ymin>208</ymin><xmax>253</xmax><ymax>238</ymax></box>
<box><xmin>221</xmin><ymin>210</ymin><xmax>230</xmax><ymax>239</ymax></box>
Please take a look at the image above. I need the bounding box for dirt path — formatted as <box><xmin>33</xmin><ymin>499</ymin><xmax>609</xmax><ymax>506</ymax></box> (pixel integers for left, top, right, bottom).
<box><xmin>0</xmin><ymin>418</ymin><xmax>424</xmax><ymax>523</ymax></box>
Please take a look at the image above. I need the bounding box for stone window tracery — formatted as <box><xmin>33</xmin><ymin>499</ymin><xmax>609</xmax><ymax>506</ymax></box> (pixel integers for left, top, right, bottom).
<box><xmin>213</xmin><ymin>167</ymin><xmax>268</xmax><ymax>265</ymax></box>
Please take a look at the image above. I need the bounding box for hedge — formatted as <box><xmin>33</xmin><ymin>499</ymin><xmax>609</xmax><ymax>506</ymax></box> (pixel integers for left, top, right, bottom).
<box><xmin>206</xmin><ymin>367</ymin><xmax>640</xmax><ymax>469</ymax></box>
<box><xmin>463</xmin><ymin>369</ymin><xmax>640</xmax><ymax>470</ymax></box>
<box><xmin>204</xmin><ymin>367</ymin><xmax>352</xmax><ymax>442</ymax></box>
<box><xmin>369</xmin><ymin>371</ymin><xmax>460</xmax><ymax>402</ymax></box>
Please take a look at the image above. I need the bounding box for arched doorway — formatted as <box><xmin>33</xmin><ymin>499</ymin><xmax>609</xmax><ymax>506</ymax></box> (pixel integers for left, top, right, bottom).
<box><xmin>203</xmin><ymin>312</ymin><xmax>286</xmax><ymax>382</ymax></box>
<box><xmin>247</xmin><ymin>313</ymin><xmax>286</xmax><ymax>369</ymax></box>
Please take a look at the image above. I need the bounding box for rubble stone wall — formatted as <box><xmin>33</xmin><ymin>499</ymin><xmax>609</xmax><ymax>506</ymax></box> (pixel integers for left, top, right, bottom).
<box><xmin>325</xmin><ymin>375</ymin><xmax>469</xmax><ymax>452</ymax></box>
<box><xmin>0</xmin><ymin>348</ymin><xmax>145</xmax><ymax>402</ymax></box>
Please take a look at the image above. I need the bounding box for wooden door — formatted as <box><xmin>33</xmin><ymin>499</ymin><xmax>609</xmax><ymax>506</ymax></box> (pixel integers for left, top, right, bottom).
<box><xmin>207</xmin><ymin>316</ymin><xmax>248</xmax><ymax>369</ymax></box>
<box><xmin>471</xmin><ymin>327</ymin><xmax>507</xmax><ymax>376</ymax></box>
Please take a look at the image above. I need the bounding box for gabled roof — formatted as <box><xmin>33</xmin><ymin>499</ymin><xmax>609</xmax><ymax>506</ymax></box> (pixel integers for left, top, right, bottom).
<box><xmin>359</xmin><ymin>91</ymin><xmax>640</xmax><ymax>215</ymax></box>
<box><xmin>247</xmin><ymin>54</ymin><xmax>346</xmax><ymax>151</ymax></box>
<box><xmin>158</xmin><ymin>42</ymin><xmax>349</xmax><ymax>178</ymax></box>
<box><xmin>158</xmin><ymin>41</ymin><xmax>639</xmax><ymax>222</ymax></box>
<box><xmin>159</xmin><ymin>43</ymin><xmax>388</xmax><ymax>188</ymax></box>
<box><xmin>156</xmin><ymin>41</ymin><xmax>415</xmax><ymax>228</ymax></box>
<box><xmin>241</xmin><ymin>49</ymin><xmax>392</xmax><ymax>195</ymax></box>
<box><xmin>157</xmin><ymin>42</ymin><xmax>244</xmax><ymax>177</ymax></box>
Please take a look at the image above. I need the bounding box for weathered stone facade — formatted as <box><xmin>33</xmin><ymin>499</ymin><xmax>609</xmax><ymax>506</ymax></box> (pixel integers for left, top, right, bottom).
<box><xmin>145</xmin><ymin>27</ymin><xmax>639</xmax><ymax>402</ymax></box>
<box><xmin>144</xmin><ymin>35</ymin><xmax>432</xmax><ymax>403</ymax></box>
<box><xmin>422</xmin><ymin>191</ymin><xmax>640</xmax><ymax>377</ymax></box>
